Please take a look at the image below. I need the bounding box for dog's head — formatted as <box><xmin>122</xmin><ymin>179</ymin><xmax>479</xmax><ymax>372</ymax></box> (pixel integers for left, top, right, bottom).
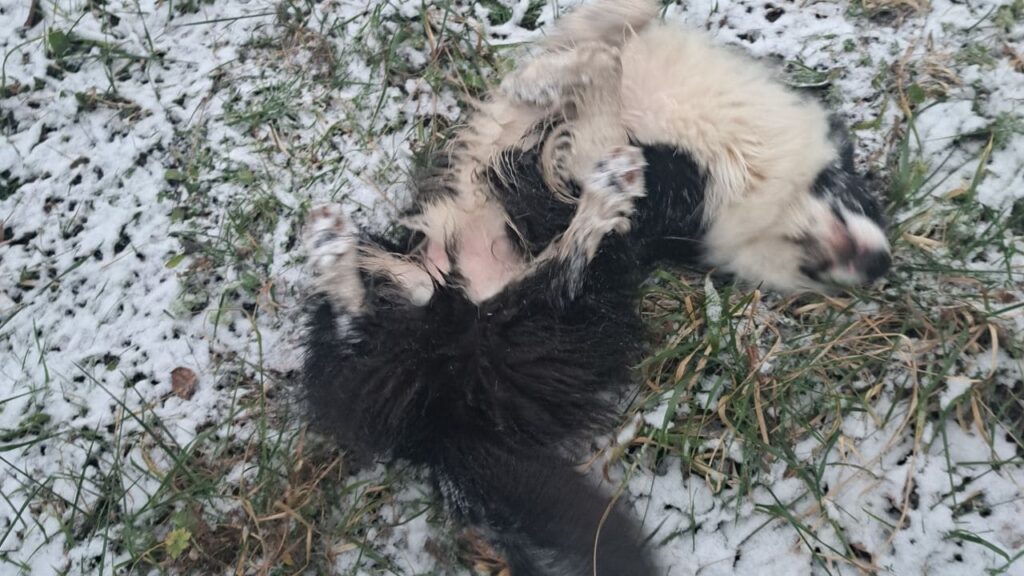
<box><xmin>704</xmin><ymin>119</ymin><xmax>891</xmax><ymax>293</ymax></box>
<box><xmin>797</xmin><ymin>124</ymin><xmax>891</xmax><ymax>288</ymax></box>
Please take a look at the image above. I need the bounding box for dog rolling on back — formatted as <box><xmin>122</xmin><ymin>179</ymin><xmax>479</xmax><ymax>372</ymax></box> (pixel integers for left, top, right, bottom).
<box><xmin>301</xmin><ymin>1</ymin><xmax>892</xmax><ymax>574</ymax></box>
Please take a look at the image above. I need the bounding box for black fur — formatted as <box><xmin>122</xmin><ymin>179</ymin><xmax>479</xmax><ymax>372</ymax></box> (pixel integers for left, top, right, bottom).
<box><xmin>630</xmin><ymin>142</ymin><xmax>709</xmax><ymax>264</ymax></box>
<box><xmin>436</xmin><ymin>441</ymin><xmax>655</xmax><ymax>576</ymax></box>
<box><xmin>498</xmin><ymin>137</ymin><xmax>712</xmax><ymax>269</ymax></box>
<box><xmin>302</xmin><ymin>136</ymin><xmax>712</xmax><ymax>575</ymax></box>
<box><xmin>818</xmin><ymin>115</ymin><xmax>886</xmax><ymax>224</ymax></box>
<box><xmin>301</xmin><ymin>134</ymin><xmax>712</xmax><ymax>574</ymax></box>
<box><xmin>489</xmin><ymin>146</ymin><xmax>580</xmax><ymax>257</ymax></box>
<box><xmin>811</xmin><ymin>162</ymin><xmax>886</xmax><ymax>225</ymax></box>
<box><xmin>302</xmin><ymin>232</ymin><xmax>656</xmax><ymax>575</ymax></box>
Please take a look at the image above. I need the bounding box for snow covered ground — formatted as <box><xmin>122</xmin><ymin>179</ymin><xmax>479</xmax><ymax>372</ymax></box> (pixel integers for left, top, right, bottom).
<box><xmin>1</xmin><ymin>0</ymin><xmax>1022</xmax><ymax>574</ymax></box>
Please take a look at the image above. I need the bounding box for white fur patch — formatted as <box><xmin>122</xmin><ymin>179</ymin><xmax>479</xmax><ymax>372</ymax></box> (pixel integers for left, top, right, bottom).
<box><xmin>843</xmin><ymin>209</ymin><xmax>890</xmax><ymax>253</ymax></box>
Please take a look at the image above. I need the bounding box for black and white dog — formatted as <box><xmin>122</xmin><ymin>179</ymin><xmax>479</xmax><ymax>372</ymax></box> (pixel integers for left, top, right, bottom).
<box><xmin>301</xmin><ymin>1</ymin><xmax>891</xmax><ymax>574</ymax></box>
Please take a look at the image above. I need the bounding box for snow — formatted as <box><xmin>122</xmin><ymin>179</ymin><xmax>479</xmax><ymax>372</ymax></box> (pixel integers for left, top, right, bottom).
<box><xmin>1</xmin><ymin>0</ymin><xmax>1022</xmax><ymax>574</ymax></box>
<box><xmin>941</xmin><ymin>376</ymin><xmax>974</xmax><ymax>410</ymax></box>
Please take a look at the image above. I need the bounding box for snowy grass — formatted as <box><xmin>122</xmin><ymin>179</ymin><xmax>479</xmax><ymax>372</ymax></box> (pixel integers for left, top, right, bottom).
<box><xmin>1</xmin><ymin>0</ymin><xmax>1022</xmax><ymax>574</ymax></box>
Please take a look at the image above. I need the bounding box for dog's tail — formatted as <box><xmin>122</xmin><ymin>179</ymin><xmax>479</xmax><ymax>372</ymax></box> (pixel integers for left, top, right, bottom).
<box><xmin>435</xmin><ymin>440</ymin><xmax>657</xmax><ymax>576</ymax></box>
<box><xmin>542</xmin><ymin>0</ymin><xmax>660</xmax><ymax>50</ymax></box>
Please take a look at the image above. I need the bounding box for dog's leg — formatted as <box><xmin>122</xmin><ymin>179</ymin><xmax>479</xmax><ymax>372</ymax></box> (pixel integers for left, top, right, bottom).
<box><xmin>499</xmin><ymin>42</ymin><xmax>623</xmax><ymax>111</ymax></box>
<box><xmin>305</xmin><ymin>205</ymin><xmax>367</xmax><ymax>315</ymax></box>
<box><xmin>540</xmin><ymin>0</ymin><xmax>659</xmax><ymax>50</ymax></box>
<box><xmin>305</xmin><ymin>206</ymin><xmax>437</xmax><ymax>314</ymax></box>
<box><xmin>500</xmin><ymin>42</ymin><xmax>630</xmax><ymax>196</ymax></box>
<box><xmin>533</xmin><ymin>145</ymin><xmax>647</xmax><ymax>301</ymax></box>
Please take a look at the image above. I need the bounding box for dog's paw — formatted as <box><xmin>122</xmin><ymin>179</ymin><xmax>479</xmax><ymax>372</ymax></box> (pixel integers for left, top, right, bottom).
<box><xmin>304</xmin><ymin>204</ymin><xmax>358</xmax><ymax>271</ymax></box>
<box><xmin>583</xmin><ymin>146</ymin><xmax>647</xmax><ymax>234</ymax></box>
<box><xmin>500</xmin><ymin>73</ymin><xmax>563</xmax><ymax>108</ymax></box>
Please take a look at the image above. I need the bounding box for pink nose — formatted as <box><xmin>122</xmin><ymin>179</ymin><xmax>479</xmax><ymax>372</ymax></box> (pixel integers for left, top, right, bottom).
<box><xmin>828</xmin><ymin>216</ymin><xmax>891</xmax><ymax>284</ymax></box>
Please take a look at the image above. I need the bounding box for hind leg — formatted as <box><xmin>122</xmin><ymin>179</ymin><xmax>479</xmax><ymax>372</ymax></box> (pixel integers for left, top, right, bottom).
<box><xmin>304</xmin><ymin>206</ymin><xmax>436</xmax><ymax>315</ymax></box>
<box><xmin>499</xmin><ymin>42</ymin><xmax>622</xmax><ymax>110</ymax></box>
<box><xmin>305</xmin><ymin>205</ymin><xmax>366</xmax><ymax>315</ymax></box>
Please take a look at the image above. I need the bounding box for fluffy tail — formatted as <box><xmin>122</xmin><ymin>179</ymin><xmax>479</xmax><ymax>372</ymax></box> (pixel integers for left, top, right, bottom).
<box><xmin>436</xmin><ymin>441</ymin><xmax>657</xmax><ymax>576</ymax></box>
<box><xmin>542</xmin><ymin>0</ymin><xmax>660</xmax><ymax>50</ymax></box>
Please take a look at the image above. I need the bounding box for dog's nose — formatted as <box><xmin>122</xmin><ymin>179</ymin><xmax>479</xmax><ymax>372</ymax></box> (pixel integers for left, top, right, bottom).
<box><xmin>854</xmin><ymin>249</ymin><xmax>891</xmax><ymax>284</ymax></box>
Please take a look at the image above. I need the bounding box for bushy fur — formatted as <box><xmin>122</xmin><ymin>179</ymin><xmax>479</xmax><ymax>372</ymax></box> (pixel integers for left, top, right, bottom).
<box><xmin>300</xmin><ymin>1</ymin><xmax>893</xmax><ymax>574</ymax></box>
<box><xmin>303</xmin><ymin>147</ymin><xmax>658</xmax><ymax>575</ymax></box>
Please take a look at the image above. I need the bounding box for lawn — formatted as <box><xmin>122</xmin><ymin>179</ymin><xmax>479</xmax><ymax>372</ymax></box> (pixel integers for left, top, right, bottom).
<box><xmin>1</xmin><ymin>0</ymin><xmax>1022</xmax><ymax>574</ymax></box>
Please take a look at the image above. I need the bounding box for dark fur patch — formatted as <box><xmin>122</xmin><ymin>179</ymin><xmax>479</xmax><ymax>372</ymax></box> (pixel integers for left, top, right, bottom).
<box><xmin>811</xmin><ymin>164</ymin><xmax>885</xmax><ymax>225</ymax></box>
<box><xmin>303</xmin><ymin>239</ymin><xmax>642</xmax><ymax>458</ymax></box>
<box><xmin>816</xmin><ymin>116</ymin><xmax>886</xmax><ymax>226</ymax></box>
<box><xmin>302</xmin><ymin>233</ymin><xmax>654</xmax><ymax>575</ymax></box>
<box><xmin>630</xmin><ymin>142</ymin><xmax>709</xmax><ymax>263</ymax></box>
<box><xmin>492</xmin><ymin>139</ymin><xmax>711</xmax><ymax>268</ymax></box>
<box><xmin>436</xmin><ymin>441</ymin><xmax>656</xmax><ymax>576</ymax></box>
<box><xmin>489</xmin><ymin>145</ymin><xmax>581</xmax><ymax>257</ymax></box>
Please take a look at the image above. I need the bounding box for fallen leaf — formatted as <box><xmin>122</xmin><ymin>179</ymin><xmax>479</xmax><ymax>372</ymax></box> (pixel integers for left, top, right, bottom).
<box><xmin>23</xmin><ymin>0</ymin><xmax>43</xmax><ymax>29</ymax></box>
<box><xmin>171</xmin><ymin>367</ymin><xmax>197</xmax><ymax>400</ymax></box>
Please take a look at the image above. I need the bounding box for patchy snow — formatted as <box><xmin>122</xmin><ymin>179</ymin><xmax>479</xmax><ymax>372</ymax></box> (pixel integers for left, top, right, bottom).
<box><xmin>1</xmin><ymin>0</ymin><xmax>1022</xmax><ymax>575</ymax></box>
<box><xmin>941</xmin><ymin>376</ymin><xmax>974</xmax><ymax>410</ymax></box>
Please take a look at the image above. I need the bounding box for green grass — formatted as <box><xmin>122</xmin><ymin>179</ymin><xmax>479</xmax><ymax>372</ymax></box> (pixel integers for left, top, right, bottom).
<box><xmin>1</xmin><ymin>1</ymin><xmax>512</xmax><ymax>573</ymax></box>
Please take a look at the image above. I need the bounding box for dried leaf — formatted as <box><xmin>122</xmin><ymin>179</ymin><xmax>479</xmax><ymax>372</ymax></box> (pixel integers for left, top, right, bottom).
<box><xmin>171</xmin><ymin>367</ymin><xmax>197</xmax><ymax>400</ymax></box>
<box><xmin>24</xmin><ymin>0</ymin><xmax>43</xmax><ymax>29</ymax></box>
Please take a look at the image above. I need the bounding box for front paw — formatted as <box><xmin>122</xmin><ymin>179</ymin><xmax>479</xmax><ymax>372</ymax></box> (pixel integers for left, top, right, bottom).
<box><xmin>498</xmin><ymin>44</ymin><xmax>622</xmax><ymax>109</ymax></box>
<box><xmin>583</xmin><ymin>146</ymin><xmax>647</xmax><ymax>234</ymax></box>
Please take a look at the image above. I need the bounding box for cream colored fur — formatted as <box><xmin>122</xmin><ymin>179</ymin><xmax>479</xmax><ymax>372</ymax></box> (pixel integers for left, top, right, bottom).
<box><xmin>322</xmin><ymin>0</ymin><xmax>888</xmax><ymax>301</ymax></box>
<box><xmin>617</xmin><ymin>25</ymin><xmax>856</xmax><ymax>290</ymax></box>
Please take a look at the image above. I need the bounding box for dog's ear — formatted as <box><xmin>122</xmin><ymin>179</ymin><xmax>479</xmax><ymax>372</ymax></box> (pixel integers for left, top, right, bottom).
<box><xmin>827</xmin><ymin>114</ymin><xmax>856</xmax><ymax>173</ymax></box>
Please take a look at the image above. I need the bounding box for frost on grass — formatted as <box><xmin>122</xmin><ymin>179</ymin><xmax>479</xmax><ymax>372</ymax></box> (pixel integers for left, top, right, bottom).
<box><xmin>1</xmin><ymin>0</ymin><xmax>1023</xmax><ymax>575</ymax></box>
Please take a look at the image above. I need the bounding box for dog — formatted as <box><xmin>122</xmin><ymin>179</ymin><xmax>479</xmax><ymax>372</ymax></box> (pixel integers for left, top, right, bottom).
<box><xmin>301</xmin><ymin>1</ymin><xmax>891</xmax><ymax>573</ymax></box>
